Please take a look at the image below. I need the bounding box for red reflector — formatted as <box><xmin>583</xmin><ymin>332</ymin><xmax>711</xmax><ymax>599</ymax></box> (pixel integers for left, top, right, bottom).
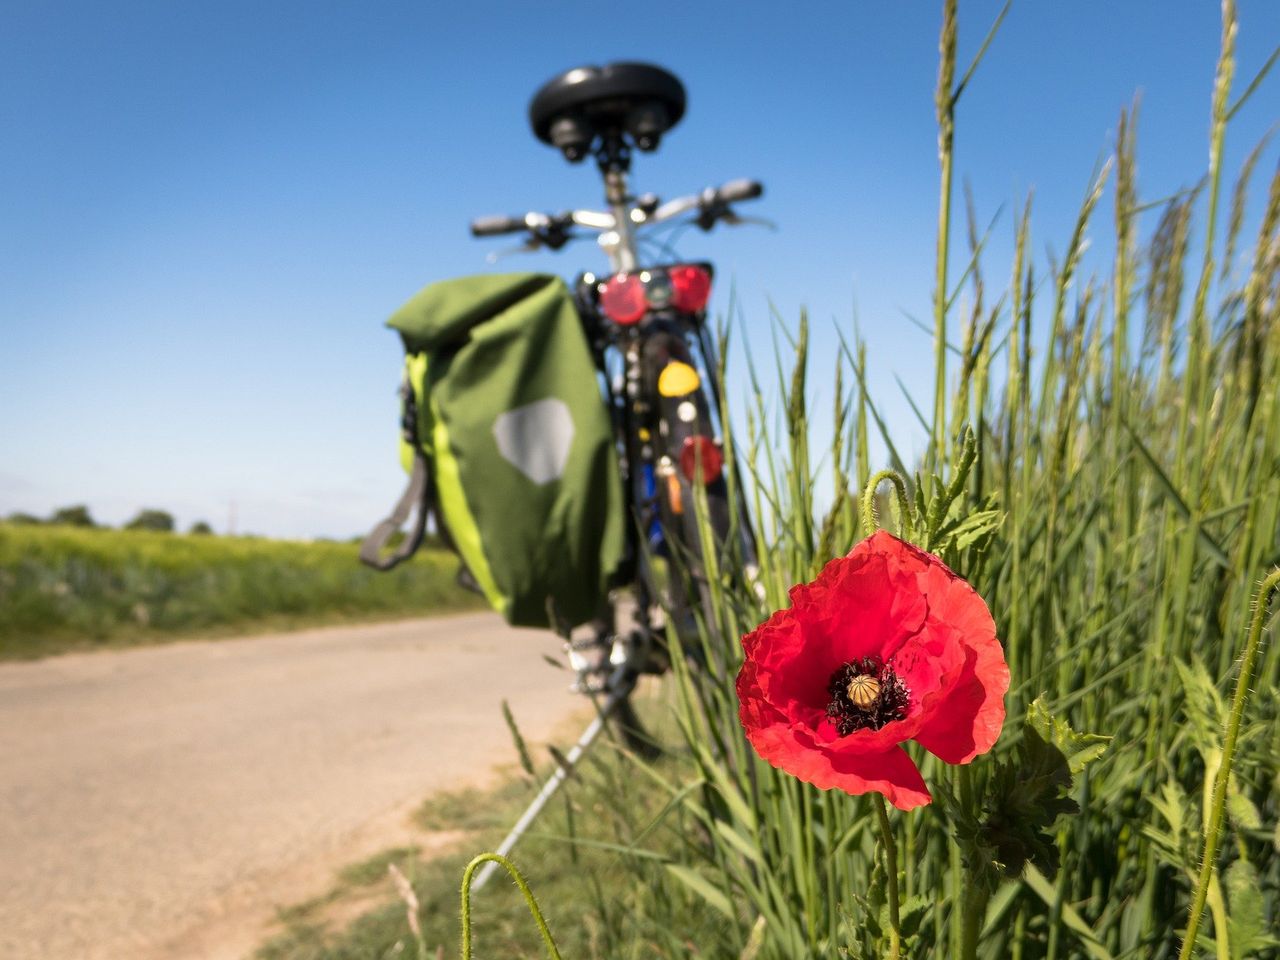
<box><xmin>599</xmin><ymin>273</ymin><xmax>647</xmax><ymax>325</ymax></box>
<box><xmin>669</xmin><ymin>265</ymin><xmax>712</xmax><ymax>313</ymax></box>
<box><xmin>679</xmin><ymin>435</ymin><xmax>724</xmax><ymax>485</ymax></box>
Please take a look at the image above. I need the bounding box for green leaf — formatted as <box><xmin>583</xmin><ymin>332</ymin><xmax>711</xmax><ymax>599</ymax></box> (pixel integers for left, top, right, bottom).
<box><xmin>1227</xmin><ymin>787</ymin><xmax>1262</xmax><ymax>832</ymax></box>
<box><xmin>912</xmin><ymin>473</ymin><xmax>928</xmax><ymax>529</ymax></box>
<box><xmin>500</xmin><ymin>699</ymin><xmax>536</xmax><ymax>779</ymax></box>
<box><xmin>1023</xmin><ymin>864</ymin><xmax>1115</xmax><ymax>960</ymax></box>
<box><xmin>983</xmin><ymin>723</ymin><xmax>1075</xmax><ymax>877</ymax></box>
<box><xmin>947</xmin><ymin>507</ymin><xmax>1003</xmax><ymax>551</ymax></box>
<box><xmin>931</xmin><ymin>505</ymin><xmax>1003</xmax><ymax>556</ymax></box>
<box><xmin>713</xmin><ymin>820</ymin><xmax>764</xmax><ymax>866</ymax></box>
<box><xmin>664</xmin><ymin>864</ymin><xmax>736</xmax><ymax>921</ymax></box>
<box><xmin>1025</xmin><ymin>697</ymin><xmax>1112</xmax><ymax>775</ymax></box>
<box><xmin>967</xmin><ymin>701</ymin><xmax>1109</xmax><ymax>880</ymax></box>
<box><xmin>1144</xmin><ymin>780</ymin><xmax>1198</xmax><ymax>877</ymax></box>
<box><xmin>738</xmin><ymin>914</ymin><xmax>767</xmax><ymax>960</ymax></box>
<box><xmin>855</xmin><ymin>849</ymin><xmax>888</xmax><ymax>940</ymax></box>
<box><xmin>1225</xmin><ymin>860</ymin><xmax>1277</xmax><ymax>960</ymax></box>
<box><xmin>1201</xmin><ymin>748</ymin><xmax>1223</xmax><ymax>833</ymax></box>
<box><xmin>898</xmin><ymin>894</ymin><xmax>931</xmax><ymax>939</ymax></box>
<box><xmin>1123</xmin><ymin>420</ymin><xmax>1231</xmax><ymax>567</ymax></box>
<box><xmin>1172</xmin><ymin>662</ymin><xmax>1263</xmax><ymax>838</ymax></box>
<box><xmin>1173</xmin><ymin>658</ymin><xmax>1227</xmax><ymax>759</ymax></box>
<box><xmin>701</xmin><ymin>763</ymin><xmax>759</xmax><ymax>832</ymax></box>
<box><xmin>981</xmin><ymin>880</ymin><xmax>1022</xmax><ymax>937</ymax></box>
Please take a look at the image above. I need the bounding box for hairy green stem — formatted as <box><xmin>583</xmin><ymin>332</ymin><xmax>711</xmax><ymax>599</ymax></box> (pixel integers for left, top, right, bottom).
<box><xmin>460</xmin><ymin>853</ymin><xmax>562</xmax><ymax>960</ymax></box>
<box><xmin>874</xmin><ymin>794</ymin><xmax>903</xmax><ymax>960</ymax></box>
<box><xmin>861</xmin><ymin>470</ymin><xmax>912</xmax><ymax>538</ymax></box>
<box><xmin>1178</xmin><ymin>568</ymin><xmax>1280</xmax><ymax>960</ymax></box>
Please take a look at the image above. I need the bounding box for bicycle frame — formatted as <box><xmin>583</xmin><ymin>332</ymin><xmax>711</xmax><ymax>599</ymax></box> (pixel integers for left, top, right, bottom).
<box><xmin>601</xmin><ymin>166</ymin><xmax>640</xmax><ymax>273</ymax></box>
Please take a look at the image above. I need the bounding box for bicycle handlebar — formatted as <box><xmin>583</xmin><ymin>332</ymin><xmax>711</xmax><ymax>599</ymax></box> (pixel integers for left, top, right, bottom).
<box><xmin>470</xmin><ymin>178</ymin><xmax>764</xmax><ymax>253</ymax></box>
<box><xmin>470</xmin><ymin>214</ymin><xmax>529</xmax><ymax>237</ymax></box>
<box><xmin>714</xmin><ymin>179</ymin><xmax>763</xmax><ymax>204</ymax></box>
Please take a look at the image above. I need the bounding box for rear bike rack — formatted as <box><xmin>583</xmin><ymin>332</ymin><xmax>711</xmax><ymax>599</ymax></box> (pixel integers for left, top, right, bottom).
<box><xmin>468</xmin><ymin>657</ymin><xmax>637</xmax><ymax>893</ymax></box>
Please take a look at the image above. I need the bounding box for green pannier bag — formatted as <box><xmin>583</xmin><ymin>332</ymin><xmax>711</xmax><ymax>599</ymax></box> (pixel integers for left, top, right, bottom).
<box><xmin>360</xmin><ymin>272</ymin><xmax>627</xmax><ymax>629</ymax></box>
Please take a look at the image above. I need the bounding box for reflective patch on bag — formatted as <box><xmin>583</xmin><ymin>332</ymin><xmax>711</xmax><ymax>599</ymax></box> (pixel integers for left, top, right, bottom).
<box><xmin>492</xmin><ymin>398</ymin><xmax>575</xmax><ymax>484</ymax></box>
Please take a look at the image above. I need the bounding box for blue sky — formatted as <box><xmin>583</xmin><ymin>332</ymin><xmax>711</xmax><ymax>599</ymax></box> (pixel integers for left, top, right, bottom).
<box><xmin>2</xmin><ymin>1</ymin><xmax>1278</xmax><ymax>538</ymax></box>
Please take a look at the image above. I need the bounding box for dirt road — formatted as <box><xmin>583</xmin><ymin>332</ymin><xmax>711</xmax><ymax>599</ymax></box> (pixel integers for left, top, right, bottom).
<box><xmin>0</xmin><ymin>614</ymin><xmax>579</xmax><ymax>960</ymax></box>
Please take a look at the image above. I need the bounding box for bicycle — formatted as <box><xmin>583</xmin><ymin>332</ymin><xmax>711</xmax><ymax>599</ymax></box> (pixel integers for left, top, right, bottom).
<box><xmin>465</xmin><ymin>62</ymin><xmax>768</xmax><ymax>888</ymax></box>
<box><xmin>472</xmin><ymin>61</ymin><xmax>764</xmax><ymax>712</ymax></box>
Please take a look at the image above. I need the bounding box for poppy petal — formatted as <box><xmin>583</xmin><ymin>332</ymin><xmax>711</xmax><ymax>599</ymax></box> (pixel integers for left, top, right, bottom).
<box><xmin>743</xmin><ymin>716</ymin><xmax>932</xmax><ymax>811</ymax></box>
<box><xmin>911</xmin><ymin>563</ymin><xmax>1010</xmax><ymax>763</ymax></box>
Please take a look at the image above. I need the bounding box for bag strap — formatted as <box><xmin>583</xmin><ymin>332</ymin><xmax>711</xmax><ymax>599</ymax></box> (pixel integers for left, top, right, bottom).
<box><xmin>359</xmin><ymin>450</ymin><xmax>431</xmax><ymax>570</ymax></box>
<box><xmin>360</xmin><ymin>376</ymin><xmax>432</xmax><ymax>571</ymax></box>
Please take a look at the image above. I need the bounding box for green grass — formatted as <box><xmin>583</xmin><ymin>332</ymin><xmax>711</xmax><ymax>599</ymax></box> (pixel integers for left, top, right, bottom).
<box><xmin>337</xmin><ymin>847</ymin><xmax>426</xmax><ymax>889</ymax></box>
<box><xmin>0</xmin><ymin>523</ymin><xmax>486</xmax><ymax>659</ymax></box>
<box><xmin>627</xmin><ymin>2</ymin><xmax>1280</xmax><ymax>957</ymax></box>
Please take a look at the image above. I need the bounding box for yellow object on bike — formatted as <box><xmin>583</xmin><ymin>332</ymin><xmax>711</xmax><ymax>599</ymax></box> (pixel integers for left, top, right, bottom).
<box><xmin>658</xmin><ymin>361</ymin><xmax>700</xmax><ymax>397</ymax></box>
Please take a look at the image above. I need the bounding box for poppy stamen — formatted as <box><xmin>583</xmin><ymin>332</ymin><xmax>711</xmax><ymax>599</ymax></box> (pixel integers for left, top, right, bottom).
<box><xmin>826</xmin><ymin>656</ymin><xmax>910</xmax><ymax>735</ymax></box>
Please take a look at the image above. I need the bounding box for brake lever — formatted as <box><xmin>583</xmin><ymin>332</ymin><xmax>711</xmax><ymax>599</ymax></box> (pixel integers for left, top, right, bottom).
<box><xmin>484</xmin><ymin>228</ymin><xmax>585</xmax><ymax>263</ymax></box>
<box><xmin>694</xmin><ymin>204</ymin><xmax>723</xmax><ymax>232</ymax></box>
<box><xmin>695</xmin><ymin>204</ymin><xmax>777</xmax><ymax>232</ymax></box>
<box><xmin>720</xmin><ymin>211</ymin><xmax>778</xmax><ymax>231</ymax></box>
<box><xmin>485</xmin><ymin>237</ymin><xmax>544</xmax><ymax>263</ymax></box>
<box><xmin>538</xmin><ymin>225</ymin><xmax>575</xmax><ymax>251</ymax></box>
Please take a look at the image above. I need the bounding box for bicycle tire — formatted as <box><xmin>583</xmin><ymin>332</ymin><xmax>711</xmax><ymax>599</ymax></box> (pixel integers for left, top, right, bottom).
<box><xmin>641</xmin><ymin>329</ymin><xmax>749</xmax><ymax>665</ymax></box>
<box><xmin>597</xmin><ymin>325</ymin><xmax>754</xmax><ymax>751</ymax></box>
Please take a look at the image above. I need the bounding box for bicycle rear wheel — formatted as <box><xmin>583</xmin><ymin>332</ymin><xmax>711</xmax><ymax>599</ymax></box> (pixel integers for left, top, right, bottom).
<box><xmin>642</xmin><ymin>329</ymin><xmax>753</xmax><ymax>663</ymax></box>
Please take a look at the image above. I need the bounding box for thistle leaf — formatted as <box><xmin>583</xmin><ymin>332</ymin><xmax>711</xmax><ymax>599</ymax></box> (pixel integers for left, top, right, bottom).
<box><xmin>966</xmin><ymin>702</ymin><xmax>1109</xmax><ymax>880</ymax></box>
<box><xmin>898</xmin><ymin>894</ymin><xmax>931</xmax><ymax>939</ymax></box>
<box><xmin>1227</xmin><ymin>786</ymin><xmax>1261</xmax><ymax>832</ymax></box>
<box><xmin>1173</xmin><ymin>658</ymin><xmax>1227</xmax><ymax>759</ymax></box>
<box><xmin>1225</xmin><ymin>860</ymin><xmax>1277</xmax><ymax>960</ymax></box>
<box><xmin>1025</xmin><ymin>697</ymin><xmax>1112</xmax><ymax>775</ymax></box>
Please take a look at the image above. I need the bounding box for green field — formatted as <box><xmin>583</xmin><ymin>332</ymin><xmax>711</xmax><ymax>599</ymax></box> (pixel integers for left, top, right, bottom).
<box><xmin>0</xmin><ymin>523</ymin><xmax>485</xmax><ymax>659</ymax></box>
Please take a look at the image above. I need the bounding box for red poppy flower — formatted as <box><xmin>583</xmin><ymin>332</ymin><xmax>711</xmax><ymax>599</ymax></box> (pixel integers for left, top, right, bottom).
<box><xmin>736</xmin><ymin>530</ymin><xmax>1009</xmax><ymax>810</ymax></box>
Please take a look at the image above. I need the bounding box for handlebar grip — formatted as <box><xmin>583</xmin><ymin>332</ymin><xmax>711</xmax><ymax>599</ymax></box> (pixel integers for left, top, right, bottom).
<box><xmin>716</xmin><ymin>179</ymin><xmax>764</xmax><ymax>203</ymax></box>
<box><xmin>470</xmin><ymin>214</ymin><xmax>527</xmax><ymax>237</ymax></box>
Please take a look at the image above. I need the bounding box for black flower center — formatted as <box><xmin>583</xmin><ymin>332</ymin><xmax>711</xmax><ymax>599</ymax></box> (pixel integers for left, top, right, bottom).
<box><xmin>826</xmin><ymin>656</ymin><xmax>910</xmax><ymax>735</ymax></box>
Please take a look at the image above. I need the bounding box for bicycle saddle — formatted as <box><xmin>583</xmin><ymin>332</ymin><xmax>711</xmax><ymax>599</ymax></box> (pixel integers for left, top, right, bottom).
<box><xmin>529</xmin><ymin>62</ymin><xmax>686</xmax><ymax>161</ymax></box>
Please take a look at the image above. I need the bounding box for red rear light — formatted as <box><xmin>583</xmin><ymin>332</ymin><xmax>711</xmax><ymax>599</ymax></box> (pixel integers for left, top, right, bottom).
<box><xmin>599</xmin><ymin>273</ymin><xmax>647</xmax><ymax>325</ymax></box>
<box><xmin>669</xmin><ymin>265</ymin><xmax>712</xmax><ymax>313</ymax></box>
<box><xmin>679</xmin><ymin>435</ymin><xmax>724</xmax><ymax>485</ymax></box>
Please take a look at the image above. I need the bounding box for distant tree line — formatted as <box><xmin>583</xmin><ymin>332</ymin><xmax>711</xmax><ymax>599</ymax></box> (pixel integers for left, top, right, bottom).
<box><xmin>3</xmin><ymin>504</ymin><xmax>215</xmax><ymax>534</ymax></box>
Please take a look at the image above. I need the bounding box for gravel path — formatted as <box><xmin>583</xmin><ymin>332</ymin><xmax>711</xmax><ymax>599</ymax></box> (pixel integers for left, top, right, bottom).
<box><xmin>0</xmin><ymin>614</ymin><xmax>578</xmax><ymax>960</ymax></box>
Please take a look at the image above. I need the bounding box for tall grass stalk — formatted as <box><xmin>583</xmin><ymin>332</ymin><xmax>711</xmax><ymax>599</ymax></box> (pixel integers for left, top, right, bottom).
<box><xmin>931</xmin><ymin>0</ymin><xmax>958</xmax><ymax>458</ymax></box>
